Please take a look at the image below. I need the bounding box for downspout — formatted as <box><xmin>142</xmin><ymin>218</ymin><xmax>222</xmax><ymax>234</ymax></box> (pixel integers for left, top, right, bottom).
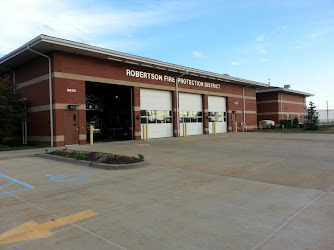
<box><xmin>242</xmin><ymin>85</ymin><xmax>251</xmax><ymax>132</ymax></box>
<box><xmin>27</xmin><ymin>46</ymin><xmax>54</xmax><ymax>147</ymax></box>
<box><xmin>280</xmin><ymin>93</ymin><xmax>283</xmax><ymax>120</ymax></box>
<box><xmin>175</xmin><ymin>70</ymin><xmax>188</xmax><ymax>136</ymax></box>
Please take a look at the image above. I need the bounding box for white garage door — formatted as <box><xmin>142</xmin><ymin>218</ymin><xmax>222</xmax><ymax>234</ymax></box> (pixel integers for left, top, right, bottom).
<box><xmin>140</xmin><ymin>89</ymin><xmax>173</xmax><ymax>139</ymax></box>
<box><xmin>208</xmin><ymin>96</ymin><xmax>227</xmax><ymax>134</ymax></box>
<box><xmin>179</xmin><ymin>93</ymin><xmax>203</xmax><ymax>136</ymax></box>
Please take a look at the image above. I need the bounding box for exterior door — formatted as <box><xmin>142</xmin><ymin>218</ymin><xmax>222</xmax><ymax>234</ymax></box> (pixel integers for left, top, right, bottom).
<box><xmin>179</xmin><ymin>93</ymin><xmax>203</xmax><ymax>136</ymax></box>
<box><xmin>208</xmin><ymin>96</ymin><xmax>227</xmax><ymax>134</ymax></box>
<box><xmin>64</xmin><ymin>110</ymin><xmax>79</xmax><ymax>145</ymax></box>
<box><xmin>140</xmin><ymin>89</ymin><xmax>173</xmax><ymax>139</ymax></box>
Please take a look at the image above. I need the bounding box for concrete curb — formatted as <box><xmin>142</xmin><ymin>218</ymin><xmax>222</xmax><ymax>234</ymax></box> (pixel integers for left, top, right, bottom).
<box><xmin>36</xmin><ymin>153</ymin><xmax>149</xmax><ymax>170</ymax></box>
<box><xmin>0</xmin><ymin>154</ymin><xmax>37</xmax><ymax>161</ymax></box>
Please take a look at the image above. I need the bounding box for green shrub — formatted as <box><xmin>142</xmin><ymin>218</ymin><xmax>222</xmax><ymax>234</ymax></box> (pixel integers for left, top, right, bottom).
<box><xmin>279</xmin><ymin>119</ymin><xmax>292</xmax><ymax>129</ymax></box>
<box><xmin>138</xmin><ymin>154</ymin><xmax>145</xmax><ymax>160</ymax></box>
<box><xmin>293</xmin><ymin>118</ymin><xmax>299</xmax><ymax>128</ymax></box>
<box><xmin>6</xmin><ymin>139</ymin><xmax>21</xmax><ymax>147</ymax></box>
<box><xmin>75</xmin><ymin>153</ymin><xmax>88</xmax><ymax>161</ymax></box>
<box><xmin>299</xmin><ymin>124</ymin><xmax>304</xmax><ymax>128</ymax></box>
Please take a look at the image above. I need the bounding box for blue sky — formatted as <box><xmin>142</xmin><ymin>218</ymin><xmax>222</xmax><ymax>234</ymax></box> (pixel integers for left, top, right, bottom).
<box><xmin>1</xmin><ymin>0</ymin><xmax>333</xmax><ymax>108</ymax></box>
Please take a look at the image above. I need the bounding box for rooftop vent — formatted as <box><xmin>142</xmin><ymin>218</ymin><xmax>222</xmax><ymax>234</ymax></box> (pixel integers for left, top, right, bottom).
<box><xmin>284</xmin><ymin>85</ymin><xmax>290</xmax><ymax>89</ymax></box>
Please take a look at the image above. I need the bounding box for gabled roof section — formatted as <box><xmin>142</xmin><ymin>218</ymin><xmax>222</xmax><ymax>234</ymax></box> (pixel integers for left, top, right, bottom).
<box><xmin>0</xmin><ymin>35</ymin><xmax>269</xmax><ymax>87</ymax></box>
<box><xmin>256</xmin><ymin>87</ymin><xmax>313</xmax><ymax>97</ymax></box>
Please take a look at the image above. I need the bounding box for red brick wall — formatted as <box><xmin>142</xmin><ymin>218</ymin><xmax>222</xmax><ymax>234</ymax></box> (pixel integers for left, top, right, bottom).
<box><xmin>53</xmin><ymin>78</ymin><xmax>85</xmax><ymax>104</ymax></box>
<box><xmin>257</xmin><ymin>92</ymin><xmax>306</xmax><ymax>125</ymax></box>
<box><xmin>133</xmin><ymin>87</ymin><xmax>141</xmax><ymax>140</ymax></box>
<box><xmin>15</xmin><ymin>56</ymin><xmax>50</xmax><ymax>84</ymax></box>
<box><xmin>202</xmin><ymin>95</ymin><xmax>209</xmax><ymax>134</ymax></box>
<box><xmin>15</xmin><ymin>55</ymin><xmax>53</xmax><ymax>145</ymax></box>
<box><xmin>52</xmin><ymin>51</ymin><xmax>256</xmax><ymax>103</ymax></box>
<box><xmin>15</xmin><ymin>50</ymin><xmax>261</xmax><ymax>146</ymax></box>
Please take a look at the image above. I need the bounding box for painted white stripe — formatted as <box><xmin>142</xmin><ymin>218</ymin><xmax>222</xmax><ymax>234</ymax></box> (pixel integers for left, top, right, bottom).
<box><xmin>16</xmin><ymin>72</ymin><xmax>257</xmax><ymax>100</ymax></box>
<box><xmin>258</xmin><ymin>112</ymin><xmax>305</xmax><ymax>115</ymax></box>
<box><xmin>27</xmin><ymin>136</ymin><xmax>64</xmax><ymax>142</ymax></box>
<box><xmin>28</xmin><ymin>104</ymin><xmax>86</xmax><ymax>113</ymax></box>
<box><xmin>257</xmin><ymin>100</ymin><xmax>305</xmax><ymax>105</ymax></box>
<box><xmin>16</xmin><ymin>74</ymin><xmax>49</xmax><ymax>89</ymax></box>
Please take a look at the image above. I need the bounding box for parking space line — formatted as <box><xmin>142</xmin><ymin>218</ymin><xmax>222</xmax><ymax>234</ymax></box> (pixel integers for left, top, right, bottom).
<box><xmin>252</xmin><ymin>191</ymin><xmax>327</xmax><ymax>250</ymax></box>
<box><xmin>0</xmin><ymin>172</ymin><xmax>35</xmax><ymax>195</ymax></box>
<box><xmin>115</xmin><ymin>175</ymin><xmax>288</xmax><ymax>220</ymax></box>
<box><xmin>5</xmin><ymin>191</ymin><xmax>127</xmax><ymax>249</ymax></box>
<box><xmin>134</xmin><ymin>143</ymin><xmax>152</xmax><ymax>146</ymax></box>
<box><xmin>39</xmin><ymin>176</ymin><xmax>226</xmax><ymax>238</ymax></box>
<box><xmin>229</xmin><ymin>152</ymin><xmax>306</xmax><ymax>177</ymax></box>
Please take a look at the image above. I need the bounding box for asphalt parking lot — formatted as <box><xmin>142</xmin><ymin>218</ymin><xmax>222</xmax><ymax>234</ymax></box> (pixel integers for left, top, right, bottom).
<box><xmin>1</xmin><ymin>132</ymin><xmax>334</xmax><ymax>249</ymax></box>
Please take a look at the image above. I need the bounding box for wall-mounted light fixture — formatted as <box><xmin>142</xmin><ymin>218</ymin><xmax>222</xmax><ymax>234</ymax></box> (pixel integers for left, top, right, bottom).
<box><xmin>68</xmin><ymin>104</ymin><xmax>79</xmax><ymax>110</ymax></box>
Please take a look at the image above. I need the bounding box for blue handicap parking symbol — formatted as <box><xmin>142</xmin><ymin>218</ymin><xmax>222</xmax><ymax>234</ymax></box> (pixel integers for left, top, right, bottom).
<box><xmin>0</xmin><ymin>172</ymin><xmax>35</xmax><ymax>195</ymax></box>
<box><xmin>45</xmin><ymin>174</ymin><xmax>90</xmax><ymax>182</ymax></box>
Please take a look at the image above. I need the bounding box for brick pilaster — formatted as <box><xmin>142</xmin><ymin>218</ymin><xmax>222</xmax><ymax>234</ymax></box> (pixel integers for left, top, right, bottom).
<box><xmin>132</xmin><ymin>87</ymin><xmax>141</xmax><ymax>140</ymax></box>
<box><xmin>203</xmin><ymin>94</ymin><xmax>209</xmax><ymax>134</ymax></box>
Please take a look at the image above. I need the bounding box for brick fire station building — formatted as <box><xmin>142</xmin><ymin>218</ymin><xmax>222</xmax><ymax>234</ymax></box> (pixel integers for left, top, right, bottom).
<box><xmin>0</xmin><ymin>35</ymin><xmax>311</xmax><ymax>147</ymax></box>
<box><xmin>256</xmin><ymin>87</ymin><xmax>313</xmax><ymax>126</ymax></box>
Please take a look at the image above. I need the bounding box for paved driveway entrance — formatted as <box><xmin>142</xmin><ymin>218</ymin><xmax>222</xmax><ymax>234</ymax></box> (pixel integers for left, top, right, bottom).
<box><xmin>1</xmin><ymin>133</ymin><xmax>333</xmax><ymax>249</ymax></box>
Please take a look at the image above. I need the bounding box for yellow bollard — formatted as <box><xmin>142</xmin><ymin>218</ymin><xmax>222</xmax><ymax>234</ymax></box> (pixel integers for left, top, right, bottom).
<box><xmin>185</xmin><ymin>123</ymin><xmax>188</xmax><ymax>137</ymax></box>
<box><xmin>183</xmin><ymin>123</ymin><xmax>186</xmax><ymax>137</ymax></box>
<box><xmin>142</xmin><ymin>124</ymin><xmax>144</xmax><ymax>140</ymax></box>
<box><xmin>145</xmin><ymin>124</ymin><xmax>148</xmax><ymax>140</ymax></box>
<box><xmin>90</xmin><ymin>124</ymin><xmax>94</xmax><ymax>145</ymax></box>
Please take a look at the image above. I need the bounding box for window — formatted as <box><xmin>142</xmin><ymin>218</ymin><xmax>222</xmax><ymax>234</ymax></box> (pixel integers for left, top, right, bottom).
<box><xmin>287</xmin><ymin>114</ymin><xmax>290</xmax><ymax>120</ymax></box>
<box><xmin>209</xmin><ymin>112</ymin><xmax>225</xmax><ymax>122</ymax></box>
<box><xmin>73</xmin><ymin>114</ymin><xmax>77</xmax><ymax>126</ymax></box>
<box><xmin>140</xmin><ymin>110</ymin><xmax>172</xmax><ymax>124</ymax></box>
<box><xmin>298</xmin><ymin>114</ymin><xmax>301</xmax><ymax>123</ymax></box>
<box><xmin>179</xmin><ymin>110</ymin><xmax>202</xmax><ymax>123</ymax></box>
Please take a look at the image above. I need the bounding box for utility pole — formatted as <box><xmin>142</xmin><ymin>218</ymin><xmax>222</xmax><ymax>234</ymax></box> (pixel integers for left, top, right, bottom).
<box><xmin>327</xmin><ymin>100</ymin><xmax>329</xmax><ymax>124</ymax></box>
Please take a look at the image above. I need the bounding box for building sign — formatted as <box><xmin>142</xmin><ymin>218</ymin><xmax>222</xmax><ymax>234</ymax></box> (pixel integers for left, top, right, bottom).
<box><xmin>67</xmin><ymin>88</ymin><xmax>77</xmax><ymax>93</ymax></box>
<box><xmin>126</xmin><ymin>69</ymin><xmax>220</xmax><ymax>89</ymax></box>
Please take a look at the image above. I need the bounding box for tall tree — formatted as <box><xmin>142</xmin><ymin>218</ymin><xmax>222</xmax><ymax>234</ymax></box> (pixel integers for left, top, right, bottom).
<box><xmin>304</xmin><ymin>101</ymin><xmax>319</xmax><ymax>130</ymax></box>
<box><xmin>0</xmin><ymin>76</ymin><xmax>26</xmax><ymax>143</ymax></box>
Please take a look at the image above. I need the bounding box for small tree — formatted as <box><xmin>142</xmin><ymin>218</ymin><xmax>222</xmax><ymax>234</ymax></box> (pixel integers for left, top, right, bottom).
<box><xmin>304</xmin><ymin>101</ymin><xmax>319</xmax><ymax>130</ymax></box>
<box><xmin>0</xmin><ymin>76</ymin><xmax>26</xmax><ymax>143</ymax></box>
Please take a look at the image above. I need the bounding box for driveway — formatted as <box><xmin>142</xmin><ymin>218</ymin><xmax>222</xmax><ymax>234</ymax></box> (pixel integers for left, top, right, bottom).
<box><xmin>1</xmin><ymin>132</ymin><xmax>333</xmax><ymax>249</ymax></box>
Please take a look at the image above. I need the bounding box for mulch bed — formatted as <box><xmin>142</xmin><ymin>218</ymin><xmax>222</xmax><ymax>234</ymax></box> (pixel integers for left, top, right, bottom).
<box><xmin>49</xmin><ymin>149</ymin><xmax>143</xmax><ymax>164</ymax></box>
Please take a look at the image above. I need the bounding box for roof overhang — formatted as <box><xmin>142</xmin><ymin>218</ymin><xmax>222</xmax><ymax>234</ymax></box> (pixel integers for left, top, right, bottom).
<box><xmin>0</xmin><ymin>34</ymin><xmax>269</xmax><ymax>88</ymax></box>
<box><xmin>256</xmin><ymin>87</ymin><xmax>313</xmax><ymax>97</ymax></box>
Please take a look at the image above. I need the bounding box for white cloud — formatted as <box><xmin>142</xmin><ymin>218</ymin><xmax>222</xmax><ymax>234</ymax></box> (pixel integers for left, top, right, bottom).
<box><xmin>257</xmin><ymin>48</ymin><xmax>267</xmax><ymax>54</ymax></box>
<box><xmin>231</xmin><ymin>61</ymin><xmax>240</xmax><ymax>66</ymax></box>
<box><xmin>280</xmin><ymin>25</ymin><xmax>288</xmax><ymax>31</ymax></box>
<box><xmin>256</xmin><ymin>33</ymin><xmax>266</xmax><ymax>42</ymax></box>
<box><xmin>192</xmin><ymin>51</ymin><xmax>203</xmax><ymax>58</ymax></box>
<box><xmin>256</xmin><ymin>25</ymin><xmax>287</xmax><ymax>43</ymax></box>
<box><xmin>310</xmin><ymin>29</ymin><xmax>331</xmax><ymax>39</ymax></box>
<box><xmin>0</xmin><ymin>0</ymin><xmax>194</xmax><ymax>55</ymax></box>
